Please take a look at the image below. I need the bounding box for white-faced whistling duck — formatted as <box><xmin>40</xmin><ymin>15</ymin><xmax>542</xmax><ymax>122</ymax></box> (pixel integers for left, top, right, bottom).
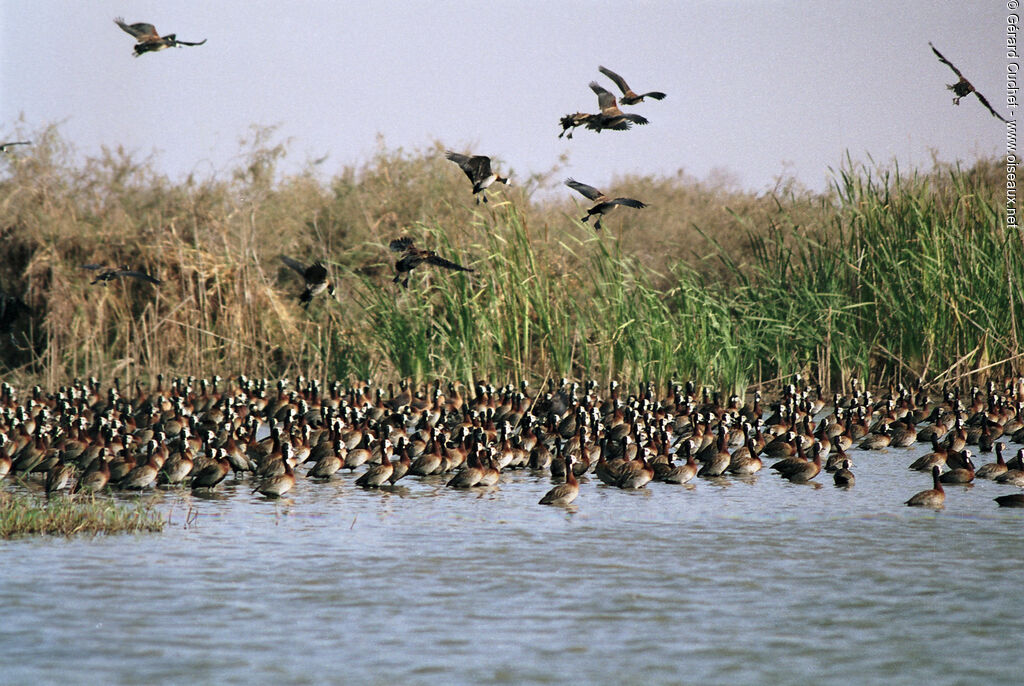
<box><xmin>444</xmin><ymin>151</ymin><xmax>509</xmax><ymax>203</ymax></box>
<box><xmin>253</xmin><ymin>444</ymin><xmax>296</xmax><ymax>497</ymax></box>
<box><xmin>0</xmin><ymin>141</ymin><xmax>31</xmax><ymax>153</ymax></box>
<box><xmin>615</xmin><ymin>450</ymin><xmax>654</xmax><ymax>489</ymax></box>
<box><xmin>657</xmin><ymin>441</ymin><xmax>698</xmax><ymax>484</ymax></box>
<box><xmin>77</xmin><ymin>452</ymin><xmax>111</xmax><ymax>493</ymax></box>
<box><xmin>994</xmin><ymin>493</ymin><xmax>1024</xmax><ymax>508</ymax></box>
<box><xmin>280</xmin><ymin>256</ymin><xmax>336</xmax><ymax>308</ymax></box>
<box><xmin>558</xmin><ymin>112</ymin><xmax>597</xmax><ymax>139</ymax></box>
<box><xmin>120</xmin><ymin>442</ymin><xmax>161</xmax><ymax>489</ymax></box>
<box><xmin>114</xmin><ymin>17</ymin><xmax>207</xmax><ymax>56</ymax></box>
<box><xmin>858</xmin><ymin>424</ymin><xmax>891</xmax><ymax>450</ymax></box>
<box><xmin>727</xmin><ymin>436</ymin><xmax>763</xmax><ymax>476</ymax></box>
<box><xmin>832</xmin><ymin>459</ymin><xmax>854</xmax><ymax>488</ymax></box>
<box><xmin>586</xmin><ymin>82</ymin><xmax>650</xmax><ymax>132</ymax></box>
<box><xmin>597</xmin><ymin>66</ymin><xmax>666</xmax><ymax>105</ymax></box>
<box><xmin>994</xmin><ymin>450</ymin><xmax>1024</xmax><ymax>486</ymax></box>
<box><xmin>976</xmin><ymin>442</ymin><xmax>1008</xmax><ymax>480</ymax></box>
<box><xmin>905</xmin><ymin>466</ymin><xmax>945</xmax><ymax>508</ymax></box>
<box><xmin>929</xmin><ymin>42</ymin><xmax>1008</xmax><ymax>122</ymax></box>
<box><xmin>190</xmin><ymin>448</ymin><xmax>230</xmax><ymax>491</ymax></box>
<box><xmin>307</xmin><ymin>437</ymin><xmax>344</xmax><ymax>479</ymax></box>
<box><xmin>45</xmin><ymin>460</ymin><xmax>75</xmax><ymax>496</ymax></box>
<box><xmin>82</xmin><ymin>264</ymin><xmax>162</xmax><ymax>286</ymax></box>
<box><xmin>772</xmin><ymin>438</ymin><xmax>822</xmax><ymax>483</ymax></box>
<box><xmin>698</xmin><ymin>425</ymin><xmax>731</xmax><ymax>477</ymax></box>
<box><xmin>564</xmin><ymin>178</ymin><xmax>647</xmax><ymax>231</ymax></box>
<box><xmin>388</xmin><ymin>237</ymin><xmax>474</xmax><ymax>288</ymax></box>
<box><xmin>909</xmin><ymin>437</ymin><xmax>948</xmax><ymax>471</ymax></box>
<box><xmin>477</xmin><ymin>452</ymin><xmax>501</xmax><ymax>487</ymax></box>
<box><xmin>0</xmin><ymin>438</ymin><xmax>11</xmax><ymax>480</ymax></box>
<box><xmin>389</xmin><ymin>441</ymin><xmax>411</xmax><ymax>484</ymax></box>
<box><xmin>159</xmin><ymin>444</ymin><xmax>194</xmax><ymax>485</ymax></box>
<box><xmin>446</xmin><ymin>446</ymin><xmax>485</xmax><ymax>488</ymax></box>
<box><xmin>539</xmin><ymin>453</ymin><xmax>579</xmax><ymax>506</ymax></box>
<box><xmin>355</xmin><ymin>440</ymin><xmax>394</xmax><ymax>488</ymax></box>
<box><xmin>889</xmin><ymin>416</ymin><xmax>918</xmax><ymax>448</ymax></box>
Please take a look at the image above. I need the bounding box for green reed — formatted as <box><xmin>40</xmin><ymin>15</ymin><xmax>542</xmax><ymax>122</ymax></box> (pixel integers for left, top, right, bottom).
<box><xmin>0</xmin><ymin>124</ymin><xmax>1017</xmax><ymax>392</ymax></box>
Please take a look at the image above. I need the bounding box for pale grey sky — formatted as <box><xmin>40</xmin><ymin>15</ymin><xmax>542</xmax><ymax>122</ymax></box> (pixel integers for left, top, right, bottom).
<box><xmin>0</xmin><ymin>1</ymin><xmax>1010</xmax><ymax>193</ymax></box>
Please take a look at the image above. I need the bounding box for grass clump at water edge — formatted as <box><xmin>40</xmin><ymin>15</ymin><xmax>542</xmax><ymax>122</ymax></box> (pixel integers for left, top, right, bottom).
<box><xmin>0</xmin><ymin>491</ymin><xmax>165</xmax><ymax>539</ymax></box>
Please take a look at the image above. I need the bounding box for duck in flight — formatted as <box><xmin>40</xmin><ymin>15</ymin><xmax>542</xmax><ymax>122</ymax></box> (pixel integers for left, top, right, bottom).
<box><xmin>0</xmin><ymin>141</ymin><xmax>31</xmax><ymax>153</ymax></box>
<box><xmin>586</xmin><ymin>82</ymin><xmax>650</xmax><ymax>132</ymax></box>
<box><xmin>558</xmin><ymin>112</ymin><xmax>597</xmax><ymax>139</ymax></box>
<box><xmin>114</xmin><ymin>17</ymin><xmax>207</xmax><ymax>56</ymax></box>
<box><xmin>82</xmin><ymin>265</ymin><xmax>162</xmax><ymax>285</ymax></box>
<box><xmin>444</xmin><ymin>151</ymin><xmax>510</xmax><ymax>203</ymax></box>
<box><xmin>564</xmin><ymin>178</ymin><xmax>647</xmax><ymax>230</ymax></box>
<box><xmin>598</xmin><ymin>66</ymin><xmax>666</xmax><ymax>105</ymax></box>
<box><xmin>280</xmin><ymin>256</ymin><xmax>336</xmax><ymax>308</ymax></box>
<box><xmin>929</xmin><ymin>42</ymin><xmax>1007</xmax><ymax>122</ymax></box>
<box><xmin>388</xmin><ymin>237</ymin><xmax>474</xmax><ymax>288</ymax></box>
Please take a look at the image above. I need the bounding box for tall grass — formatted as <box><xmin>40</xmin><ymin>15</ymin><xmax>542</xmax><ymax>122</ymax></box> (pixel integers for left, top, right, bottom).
<box><xmin>0</xmin><ymin>125</ymin><xmax>1018</xmax><ymax>392</ymax></box>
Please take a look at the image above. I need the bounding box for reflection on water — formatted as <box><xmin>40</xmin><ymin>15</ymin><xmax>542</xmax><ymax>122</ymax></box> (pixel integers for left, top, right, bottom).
<box><xmin>2</xmin><ymin>440</ymin><xmax>1023</xmax><ymax>685</ymax></box>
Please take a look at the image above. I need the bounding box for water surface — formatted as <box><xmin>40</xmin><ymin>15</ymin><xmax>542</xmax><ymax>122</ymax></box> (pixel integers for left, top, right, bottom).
<box><xmin>2</xmin><ymin>441</ymin><xmax>1022</xmax><ymax>685</ymax></box>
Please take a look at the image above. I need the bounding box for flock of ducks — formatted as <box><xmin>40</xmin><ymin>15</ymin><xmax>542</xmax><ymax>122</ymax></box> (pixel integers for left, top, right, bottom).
<box><xmin>1</xmin><ymin>24</ymin><xmax>1015</xmax><ymax>514</ymax></box>
<box><xmin>1</xmin><ymin>374</ymin><xmax>1023</xmax><ymax>510</ymax></box>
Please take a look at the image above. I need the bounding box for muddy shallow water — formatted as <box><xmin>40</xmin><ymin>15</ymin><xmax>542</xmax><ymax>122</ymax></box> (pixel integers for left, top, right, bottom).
<box><xmin>2</xmin><ymin>439</ymin><xmax>1022</xmax><ymax>685</ymax></box>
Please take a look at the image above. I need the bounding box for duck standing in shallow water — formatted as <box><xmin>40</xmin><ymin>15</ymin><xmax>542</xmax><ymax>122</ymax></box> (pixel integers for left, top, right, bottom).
<box><xmin>253</xmin><ymin>444</ymin><xmax>296</xmax><ymax>498</ymax></box>
<box><xmin>906</xmin><ymin>466</ymin><xmax>945</xmax><ymax>508</ymax></box>
<box><xmin>832</xmin><ymin>459</ymin><xmax>854</xmax><ymax>488</ymax></box>
<box><xmin>976</xmin><ymin>443</ymin><xmax>1008</xmax><ymax>480</ymax></box>
<box><xmin>539</xmin><ymin>454</ymin><xmax>579</xmax><ymax>506</ymax></box>
<box><xmin>939</xmin><ymin>452</ymin><xmax>975</xmax><ymax>484</ymax></box>
<box><xmin>994</xmin><ymin>493</ymin><xmax>1024</xmax><ymax>508</ymax></box>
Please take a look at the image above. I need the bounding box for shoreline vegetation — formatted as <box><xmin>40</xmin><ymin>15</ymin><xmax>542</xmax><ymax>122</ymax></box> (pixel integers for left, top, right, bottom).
<box><xmin>0</xmin><ymin>490</ymin><xmax>165</xmax><ymax>539</ymax></box>
<box><xmin>0</xmin><ymin>125</ymin><xmax>1020</xmax><ymax>393</ymax></box>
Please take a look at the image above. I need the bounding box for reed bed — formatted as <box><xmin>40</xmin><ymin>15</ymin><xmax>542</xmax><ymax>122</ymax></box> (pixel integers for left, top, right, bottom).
<box><xmin>0</xmin><ymin>491</ymin><xmax>165</xmax><ymax>538</ymax></box>
<box><xmin>0</xmin><ymin>125</ymin><xmax>1018</xmax><ymax>392</ymax></box>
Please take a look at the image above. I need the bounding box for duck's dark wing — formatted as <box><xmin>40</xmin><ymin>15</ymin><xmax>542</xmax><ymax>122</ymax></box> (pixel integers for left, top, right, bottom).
<box><xmin>598</xmin><ymin>66</ymin><xmax>632</xmax><ymax>97</ymax></box>
<box><xmin>280</xmin><ymin>255</ymin><xmax>309</xmax><ymax>277</ymax></box>
<box><xmin>118</xmin><ymin>270</ymin><xmax>162</xmax><ymax>285</ymax></box>
<box><xmin>466</xmin><ymin>155</ymin><xmax>492</xmax><ymax>179</ymax></box>
<box><xmin>589</xmin><ymin>82</ymin><xmax>618</xmax><ymax>113</ymax></box>
<box><xmin>444</xmin><ymin>151</ymin><xmax>474</xmax><ymax>179</ymax></box>
<box><xmin>565</xmin><ymin>178</ymin><xmax>604</xmax><ymax>201</ymax></box>
<box><xmin>425</xmin><ymin>254</ymin><xmax>473</xmax><ymax>272</ymax></box>
<box><xmin>622</xmin><ymin>114</ymin><xmax>649</xmax><ymax>125</ymax></box>
<box><xmin>586</xmin><ymin>117</ymin><xmax>633</xmax><ymax>131</ymax></box>
<box><xmin>305</xmin><ymin>261</ymin><xmax>328</xmax><ymax>283</ymax></box>
<box><xmin>389</xmin><ymin>237</ymin><xmax>415</xmax><ymax>253</ymax></box>
<box><xmin>0</xmin><ymin>141</ymin><xmax>31</xmax><ymax>152</ymax></box>
<box><xmin>0</xmin><ymin>296</ymin><xmax>29</xmax><ymax>333</ymax></box>
<box><xmin>974</xmin><ymin>90</ymin><xmax>1008</xmax><ymax>122</ymax></box>
<box><xmin>115</xmin><ymin>17</ymin><xmax>159</xmax><ymax>41</ymax></box>
<box><xmin>445</xmin><ymin>151</ymin><xmax>491</xmax><ymax>181</ymax></box>
<box><xmin>609</xmin><ymin>197</ymin><xmax>648</xmax><ymax>210</ymax></box>
<box><xmin>929</xmin><ymin>42</ymin><xmax>965</xmax><ymax>80</ymax></box>
<box><xmin>175</xmin><ymin>38</ymin><xmax>207</xmax><ymax>47</ymax></box>
<box><xmin>639</xmin><ymin>91</ymin><xmax>667</xmax><ymax>101</ymax></box>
